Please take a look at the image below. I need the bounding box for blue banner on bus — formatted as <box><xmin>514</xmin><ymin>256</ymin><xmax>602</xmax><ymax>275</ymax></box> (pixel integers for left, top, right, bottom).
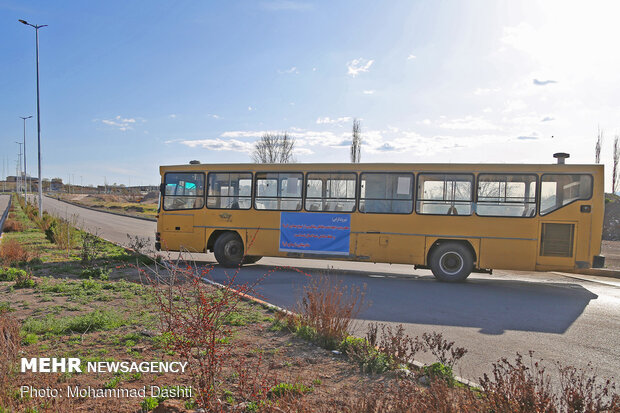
<box><xmin>279</xmin><ymin>212</ymin><xmax>351</xmax><ymax>255</ymax></box>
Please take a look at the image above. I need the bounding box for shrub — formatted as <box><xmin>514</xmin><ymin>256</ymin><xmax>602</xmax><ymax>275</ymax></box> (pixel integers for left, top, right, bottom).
<box><xmin>80</xmin><ymin>267</ymin><xmax>110</xmax><ymax>280</ymax></box>
<box><xmin>339</xmin><ymin>335</ymin><xmax>391</xmax><ymax>374</ymax></box>
<box><xmin>0</xmin><ymin>239</ymin><xmax>30</xmax><ymax>266</ymax></box>
<box><xmin>423</xmin><ymin>362</ymin><xmax>455</xmax><ymax>385</ymax></box>
<box><xmin>0</xmin><ymin>267</ymin><xmax>28</xmax><ymax>281</ymax></box>
<box><xmin>81</xmin><ymin>232</ymin><xmax>103</xmax><ymax>263</ymax></box>
<box><xmin>2</xmin><ymin>219</ymin><xmax>23</xmax><ymax>233</ymax></box>
<box><xmin>14</xmin><ymin>271</ymin><xmax>36</xmax><ymax>289</ymax></box>
<box><xmin>296</xmin><ymin>274</ymin><xmax>366</xmax><ymax>349</ymax></box>
<box><xmin>47</xmin><ymin>215</ymin><xmax>80</xmax><ymax>249</ymax></box>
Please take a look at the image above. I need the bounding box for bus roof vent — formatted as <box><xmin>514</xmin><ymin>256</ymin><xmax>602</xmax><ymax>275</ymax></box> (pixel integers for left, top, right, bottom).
<box><xmin>553</xmin><ymin>153</ymin><xmax>570</xmax><ymax>164</ymax></box>
<box><xmin>189</xmin><ymin>160</ymin><xmax>201</xmax><ymax>165</ymax></box>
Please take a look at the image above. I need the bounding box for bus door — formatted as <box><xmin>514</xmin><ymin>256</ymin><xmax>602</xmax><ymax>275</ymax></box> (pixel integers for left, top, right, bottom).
<box><xmin>159</xmin><ymin>172</ymin><xmax>206</xmax><ymax>252</ymax></box>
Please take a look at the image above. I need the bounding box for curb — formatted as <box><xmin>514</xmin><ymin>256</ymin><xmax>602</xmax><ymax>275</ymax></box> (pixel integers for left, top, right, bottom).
<box><xmin>0</xmin><ymin>194</ymin><xmax>12</xmax><ymax>239</ymax></box>
<box><xmin>566</xmin><ymin>268</ymin><xmax>620</xmax><ymax>280</ymax></box>
<box><xmin>46</xmin><ymin>195</ymin><xmax>157</xmax><ymax>222</ymax></box>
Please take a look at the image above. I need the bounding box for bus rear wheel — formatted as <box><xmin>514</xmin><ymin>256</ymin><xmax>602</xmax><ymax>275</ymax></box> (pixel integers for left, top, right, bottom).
<box><xmin>429</xmin><ymin>243</ymin><xmax>473</xmax><ymax>282</ymax></box>
<box><xmin>214</xmin><ymin>232</ymin><xmax>244</xmax><ymax>268</ymax></box>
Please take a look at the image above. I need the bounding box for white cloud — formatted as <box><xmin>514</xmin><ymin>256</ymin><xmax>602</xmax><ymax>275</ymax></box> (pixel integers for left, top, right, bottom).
<box><xmin>208</xmin><ymin>114</ymin><xmax>220</xmax><ymax>119</ymax></box>
<box><xmin>168</xmin><ymin>114</ymin><xmax>177</xmax><ymax>119</ymax></box>
<box><xmin>474</xmin><ymin>87</ymin><xmax>500</xmax><ymax>95</ymax></box>
<box><xmin>248</xmin><ymin>106</ymin><xmax>255</xmax><ymax>111</ymax></box>
<box><xmin>179</xmin><ymin>138</ymin><xmax>255</xmax><ymax>153</ymax></box>
<box><xmin>316</xmin><ymin>116</ymin><xmax>352</xmax><ymax>125</ymax></box>
<box><xmin>438</xmin><ymin>116</ymin><xmax>500</xmax><ymax>131</ymax></box>
<box><xmin>101</xmin><ymin>115</ymin><xmax>136</xmax><ymax>131</ymax></box>
<box><xmin>347</xmin><ymin>58</ymin><xmax>374</xmax><ymax>77</ymax></box>
<box><xmin>407</xmin><ymin>54</ymin><xmax>416</xmax><ymax>60</ymax></box>
<box><xmin>278</xmin><ymin>66</ymin><xmax>299</xmax><ymax>74</ymax></box>
<box><xmin>362</xmin><ymin>90</ymin><xmax>375</xmax><ymax>95</ymax></box>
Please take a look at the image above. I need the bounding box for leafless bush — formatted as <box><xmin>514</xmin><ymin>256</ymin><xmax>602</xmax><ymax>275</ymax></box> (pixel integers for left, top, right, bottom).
<box><xmin>377</xmin><ymin>324</ymin><xmax>424</xmax><ymax>367</ymax></box>
<box><xmin>558</xmin><ymin>363</ymin><xmax>619</xmax><ymax>412</ymax></box>
<box><xmin>143</xmin><ymin>258</ymin><xmax>263</xmax><ymax>409</ymax></box>
<box><xmin>347</xmin><ymin>379</ymin><xmax>482</xmax><ymax>413</ymax></box>
<box><xmin>420</xmin><ymin>331</ymin><xmax>467</xmax><ymax>369</ymax></box>
<box><xmin>296</xmin><ymin>274</ymin><xmax>366</xmax><ymax>348</ymax></box>
<box><xmin>480</xmin><ymin>351</ymin><xmax>556</xmax><ymax>412</ymax></box>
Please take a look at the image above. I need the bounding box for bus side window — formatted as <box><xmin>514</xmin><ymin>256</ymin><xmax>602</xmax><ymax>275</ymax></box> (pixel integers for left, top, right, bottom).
<box><xmin>416</xmin><ymin>174</ymin><xmax>473</xmax><ymax>215</ymax></box>
<box><xmin>360</xmin><ymin>173</ymin><xmax>413</xmax><ymax>214</ymax></box>
<box><xmin>306</xmin><ymin>173</ymin><xmax>356</xmax><ymax>212</ymax></box>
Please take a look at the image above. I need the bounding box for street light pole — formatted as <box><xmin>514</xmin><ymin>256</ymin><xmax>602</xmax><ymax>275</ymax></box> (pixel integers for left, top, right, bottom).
<box><xmin>20</xmin><ymin>115</ymin><xmax>33</xmax><ymax>199</ymax></box>
<box><xmin>19</xmin><ymin>19</ymin><xmax>47</xmax><ymax>217</ymax></box>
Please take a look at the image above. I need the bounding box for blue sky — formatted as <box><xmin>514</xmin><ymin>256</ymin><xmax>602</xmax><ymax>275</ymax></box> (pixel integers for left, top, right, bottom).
<box><xmin>1</xmin><ymin>0</ymin><xmax>619</xmax><ymax>188</ymax></box>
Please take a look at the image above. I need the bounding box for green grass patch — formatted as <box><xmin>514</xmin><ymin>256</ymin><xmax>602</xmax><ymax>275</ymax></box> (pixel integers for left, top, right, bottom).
<box><xmin>21</xmin><ymin>309</ymin><xmax>125</xmax><ymax>336</ymax></box>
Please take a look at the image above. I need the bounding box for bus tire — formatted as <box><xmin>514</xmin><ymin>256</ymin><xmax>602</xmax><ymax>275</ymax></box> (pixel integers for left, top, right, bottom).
<box><xmin>429</xmin><ymin>243</ymin><xmax>473</xmax><ymax>282</ymax></box>
<box><xmin>214</xmin><ymin>232</ymin><xmax>244</xmax><ymax>268</ymax></box>
<box><xmin>243</xmin><ymin>255</ymin><xmax>262</xmax><ymax>264</ymax></box>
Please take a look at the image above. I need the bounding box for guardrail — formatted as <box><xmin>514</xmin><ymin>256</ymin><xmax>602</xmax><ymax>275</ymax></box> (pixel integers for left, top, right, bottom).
<box><xmin>0</xmin><ymin>195</ymin><xmax>13</xmax><ymax>238</ymax></box>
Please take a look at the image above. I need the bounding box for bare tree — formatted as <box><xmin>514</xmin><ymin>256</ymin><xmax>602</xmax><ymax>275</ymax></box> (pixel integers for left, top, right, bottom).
<box><xmin>351</xmin><ymin>118</ymin><xmax>362</xmax><ymax>163</ymax></box>
<box><xmin>251</xmin><ymin>132</ymin><xmax>296</xmax><ymax>163</ymax></box>
<box><xmin>614</xmin><ymin>135</ymin><xmax>620</xmax><ymax>193</ymax></box>
<box><xmin>595</xmin><ymin>126</ymin><xmax>603</xmax><ymax>164</ymax></box>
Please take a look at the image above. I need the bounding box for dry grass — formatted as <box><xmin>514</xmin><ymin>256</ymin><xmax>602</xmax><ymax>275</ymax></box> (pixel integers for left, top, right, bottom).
<box><xmin>2</xmin><ymin>218</ymin><xmax>23</xmax><ymax>232</ymax></box>
<box><xmin>296</xmin><ymin>274</ymin><xmax>367</xmax><ymax>349</ymax></box>
<box><xmin>0</xmin><ymin>238</ymin><xmax>31</xmax><ymax>265</ymax></box>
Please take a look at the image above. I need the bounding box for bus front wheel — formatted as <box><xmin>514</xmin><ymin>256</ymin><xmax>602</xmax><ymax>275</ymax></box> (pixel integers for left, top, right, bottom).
<box><xmin>214</xmin><ymin>232</ymin><xmax>244</xmax><ymax>268</ymax></box>
<box><xmin>429</xmin><ymin>243</ymin><xmax>473</xmax><ymax>282</ymax></box>
<box><xmin>243</xmin><ymin>255</ymin><xmax>262</xmax><ymax>264</ymax></box>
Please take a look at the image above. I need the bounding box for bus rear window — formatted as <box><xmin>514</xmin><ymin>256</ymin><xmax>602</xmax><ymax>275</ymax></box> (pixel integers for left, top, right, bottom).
<box><xmin>163</xmin><ymin>172</ymin><xmax>205</xmax><ymax>210</ymax></box>
<box><xmin>540</xmin><ymin>174</ymin><xmax>592</xmax><ymax>215</ymax></box>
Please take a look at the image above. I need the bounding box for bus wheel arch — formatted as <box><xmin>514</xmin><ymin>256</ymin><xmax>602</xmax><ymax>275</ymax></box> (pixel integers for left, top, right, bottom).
<box><xmin>427</xmin><ymin>240</ymin><xmax>475</xmax><ymax>282</ymax></box>
<box><xmin>212</xmin><ymin>231</ymin><xmax>245</xmax><ymax>268</ymax></box>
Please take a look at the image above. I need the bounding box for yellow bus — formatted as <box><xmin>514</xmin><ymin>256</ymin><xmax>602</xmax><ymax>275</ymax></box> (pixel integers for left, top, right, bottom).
<box><xmin>156</xmin><ymin>155</ymin><xmax>605</xmax><ymax>282</ymax></box>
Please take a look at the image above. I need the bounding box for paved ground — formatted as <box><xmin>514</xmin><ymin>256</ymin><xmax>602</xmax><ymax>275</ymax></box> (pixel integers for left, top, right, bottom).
<box><xmin>32</xmin><ymin>195</ymin><xmax>620</xmax><ymax>385</ymax></box>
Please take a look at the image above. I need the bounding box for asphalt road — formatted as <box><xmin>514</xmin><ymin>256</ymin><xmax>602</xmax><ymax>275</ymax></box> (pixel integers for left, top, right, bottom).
<box><xmin>33</xmin><ymin>194</ymin><xmax>620</xmax><ymax>385</ymax></box>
